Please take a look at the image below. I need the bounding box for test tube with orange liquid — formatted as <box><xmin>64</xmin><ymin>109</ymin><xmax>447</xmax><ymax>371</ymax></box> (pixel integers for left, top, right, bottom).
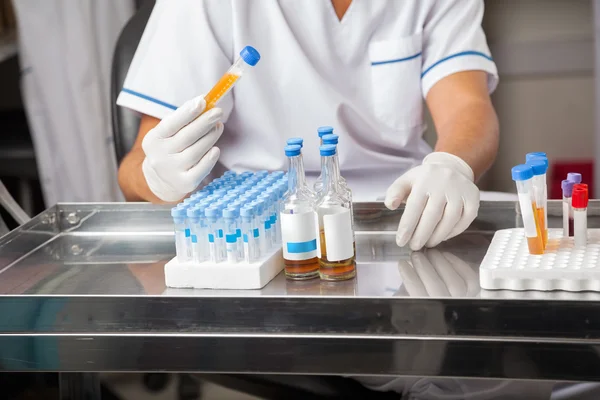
<box><xmin>512</xmin><ymin>165</ymin><xmax>544</xmax><ymax>255</ymax></box>
<box><xmin>526</xmin><ymin>158</ymin><xmax>549</xmax><ymax>248</ymax></box>
<box><xmin>202</xmin><ymin>46</ymin><xmax>260</xmax><ymax>113</ymax></box>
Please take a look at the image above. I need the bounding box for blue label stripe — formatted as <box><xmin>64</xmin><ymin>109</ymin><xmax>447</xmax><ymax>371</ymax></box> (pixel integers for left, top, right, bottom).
<box><xmin>208</xmin><ymin>234</ymin><xmax>215</xmax><ymax>243</ymax></box>
<box><xmin>253</xmin><ymin>228</ymin><xmax>259</xmax><ymax>238</ymax></box>
<box><xmin>218</xmin><ymin>229</ymin><xmax>224</xmax><ymax>238</ymax></box>
<box><xmin>226</xmin><ymin>234</ymin><xmax>237</xmax><ymax>243</ymax></box>
<box><xmin>243</xmin><ymin>234</ymin><xmax>249</xmax><ymax>243</ymax></box>
<box><xmin>270</xmin><ymin>215</ymin><xmax>276</xmax><ymax>224</ymax></box>
<box><xmin>287</xmin><ymin>239</ymin><xmax>317</xmax><ymax>254</ymax></box>
<box><xmin>191</xmin><ymin>235</ymin><xmax>197</xmax><ymax>244</ymax></box>
<box><xmin>265</xmin><ymin>221</ymin><xmax>271</xmax><ymax>230</ymax></box>
<box><xmin>236</xmin><ymin>228</ymin><xmax>242</xmax><ymax>238</ymax></box>
<box><xmin>121</xmin><ymin>88</ymin><xmax>177</xmax><ymax>110</ymax></box>
<box><xmin>184</xmin><ymin>228</ymin><xmax>191</xmax><ymax>238</ymax></box>
<box><xmin>421</xmin><ymin>51</ymin><xmax>493</xmax><ymax>78</ymax></box>
<box><xmin>371</xmin><ymin>52</ymin><xmax>421</xmax><ymax>66</ymax></box>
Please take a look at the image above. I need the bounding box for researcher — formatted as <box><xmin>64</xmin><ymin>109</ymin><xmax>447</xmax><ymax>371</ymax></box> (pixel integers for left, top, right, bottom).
<box><xmin>115</xmin><ymin>2</ymin><xmax>589</xmax><ymax>398</ymax></box>
<box><xmin>117</xmin><ymin>0</ymin><xmax>499</xmax><ymax>254</ymax></box>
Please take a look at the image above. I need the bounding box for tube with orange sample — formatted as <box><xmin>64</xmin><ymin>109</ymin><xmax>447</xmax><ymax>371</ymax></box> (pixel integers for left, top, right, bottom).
<box><xmin>512</xmin><ymin>164</ymin><xmax>544</xmax><ymax>255</ymax></box>
<box><xmin>202</xmin><ymin>46</ymin><xmax>261</xmax><ymax>113</ymax></box>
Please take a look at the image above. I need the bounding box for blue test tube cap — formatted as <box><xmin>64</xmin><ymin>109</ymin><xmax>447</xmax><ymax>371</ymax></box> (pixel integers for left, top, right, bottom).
<box><xmin>240</xmin><ymin>206</ymin><xmax>254</xmax><ymax>218</ymax></box>
<box><xmin>284</xmin><ymin>145</ymin><xmax>301</xmax><ymax>157</ymax></box>
<box><xmin>222</xmin><ymin>207</ymin><xmax>239</xmax><ymax>219</ymax></box>
<box><xmin>318</xmin><ymin>126</ymin><xmax>334</xmax><ymax>138</ymax></box>
<box><xmin>525</xmin><ymin>152</ymin><xmax>547</xmax><ymax>162</ymax></box>
<box><xmin>187</xmin><ymin>206</ymin><xmax>204</xmax><ymax>218</ymax></box>
<box><xmin>171</xmin><ymin>206</ymin><xmax>187</xmax><ymax>218</ymax></box>
<box><xmin>205</xmin><ymin>207</ymin><xmax>221</xmax><ymax>218</ymax></box>
<box><xmin>320</xmin><ymin>144</ymin><xmax>337</xmax><ymax>156</ymax></box>
<box><xmin>527</xmin><ymin>159</ymin><xmax>547</xmax><ymax>176</ymax></box>
<box><xmin>251</xmin><ymin>200</ymin><xmax>264</xmax><ymax>214</ymax></box>
<box><xmin>322</xmin><ymin>134</ymin><xmax>339</xmax><ymax>145</ymax></box>
<box><xmin>240</xmin><ymin>45</ymin><xmax>261</xmax><ymax>67</ymax></box>
<box><xmin>271</xmin><ymin>171</ymin><xmax>285</xmax><ymax>178</ymax></box>
<box><xmin>286</xmin><ymin>138</ymin><xmax>304</xmax><ymax>148</ymax></box>
<box><xmin>223</xmin><ymin>170</ymin><xmax>237</xmax><ymax>177</ymax></box>
<box><xmin>511</xmin><ymin>164</ymin><xmax>534</xmax><ymax>181</ymax></box>
<box><xmin>256</xmin><ymin>170</ymin><xmax>269</xmax><ymax>178</ymax></box>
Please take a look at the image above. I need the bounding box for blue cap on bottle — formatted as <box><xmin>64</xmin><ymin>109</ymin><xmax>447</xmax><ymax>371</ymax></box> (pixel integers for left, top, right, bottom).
<box><xmin>322</xmin><ymin>134</ymin><xmax>339</xmax><ymax>145</ymax></box>
<box><xmin>240</xmin><ymin>45</ymin><xmax>261</xmax><ymax>66</ymax></box>
<box><xmin>511</xmin><ymin>164</ymin><xmax>534</xmax><ymax>181</ymax></box>
<box><xmin>285</xmin><ymin>144</ymin><xmax>301</xmax><ymax>157</ymax></box>
<box><xmin>527</xmin><ymin>159</ymin><xmax>547</xmax><ymax>176</ymax></box>
<box><xmin>320</xmin><ymin>144</ymin><xmax>337</xmax><ymax>156</ymax></box>
<box><xmin>286</xmin><ymin>138</ymin><xmax>304</xmax><ymax>148</ymax></box>
<box><xmin>318</xmin><ymin>126</ymin><xmax>334</xmax><ymax>138</ymax></box>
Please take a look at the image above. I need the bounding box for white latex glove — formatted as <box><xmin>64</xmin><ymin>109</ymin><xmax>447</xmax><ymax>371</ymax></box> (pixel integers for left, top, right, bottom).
<box><xmin>141</xmin><ymin>96</ymin><xmax>224</xmax><ymax>202</ymax></box>
<box><xmin>384</xmin><ymin>152</ymin><xmax>479</xmax><ymax>251</ymax></box>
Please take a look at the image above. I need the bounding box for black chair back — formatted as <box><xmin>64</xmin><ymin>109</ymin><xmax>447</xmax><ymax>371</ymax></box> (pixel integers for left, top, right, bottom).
<box><xmin>110</xmin><ymin>0</ymin><xmax>155</xmax><ymax>164</ymax></box>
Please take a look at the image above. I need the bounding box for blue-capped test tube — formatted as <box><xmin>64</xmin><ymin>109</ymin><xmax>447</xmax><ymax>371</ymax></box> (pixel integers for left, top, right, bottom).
<box><xmin>188</xmin><ymin>205</ymin><xmax>209</xmax><ymax>263</ymax></box>
<box><xmin>223</xmin><ymin>207</ymin><xmax>240</xmax><ymax>263</ymax></box>
<box><xmin>241</xmin><ymin>205</ymin><xmax>258</xmax><ymax>263</ymax></box>
<box><xmin>172</xmin><ymin>206</ymin><xmax>190</xmax><ymax>263</ymax></box>
<box><xmin>257</xmin><ymin>195</ymin><xmax>273</xmax><ymax>250</ymax></box>
<box><xmin>205</xmin><ymin>206</ymin><xmax>224</xmax><ymax>263</ymax></box>
<box><xmin>228</xmin><ymin>202</ymin><xmax>244</xmax><ymax>260</ymax></box>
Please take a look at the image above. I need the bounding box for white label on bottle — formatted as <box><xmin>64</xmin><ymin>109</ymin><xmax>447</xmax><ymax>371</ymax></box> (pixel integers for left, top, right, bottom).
<box><xmin>323</xmin><ymin>208</ymin><xmax>354</xmax><ymax>261</ymax></box>
<box><xmin>518</xmin><ymin>192</ymin><xmax>537</xmax><ymax>237</ymax></box>
<box><xmin>280</xmin><ymin>211</ymin><xmax>318</xmax><ymax>261</ymax></box>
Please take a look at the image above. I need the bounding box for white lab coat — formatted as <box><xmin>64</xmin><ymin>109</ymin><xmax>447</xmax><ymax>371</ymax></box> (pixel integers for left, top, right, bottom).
<box><xmin>12</xmin><ymin>0</ymin><xmax>135</xmax><ymax>205</ymax></box>
<box><xmin>117</xmin><ymin>0</ymin><xmax>498</xmax><ymax>202</ymax></box>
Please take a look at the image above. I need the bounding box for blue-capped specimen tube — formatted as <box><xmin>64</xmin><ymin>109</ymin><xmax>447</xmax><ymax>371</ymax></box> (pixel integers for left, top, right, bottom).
<box><xmin>172</xmin><ymin>206</ymin><xmax>190</xmax><ymax>263</ymax></box>
<box><xmin>205</xmin><ymin>207</ymin><xmax>223</xmax><ymax>263</ymax></box>
<box><xmin>223</xmin><ymin>208</ymin><xmax>240</xmax><ymax>264</ymax></box>
<box><xmin>241</xmin><ymin>206</ymin><xmax>258</xmax><ymax>263</ymax></box>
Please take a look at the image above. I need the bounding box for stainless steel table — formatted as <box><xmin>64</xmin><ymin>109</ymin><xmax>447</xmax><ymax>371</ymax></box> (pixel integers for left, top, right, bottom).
<box><xmin>1</xmin><ymin>201</ymin><xmax>600</xmax><ymax>397</ymax></box>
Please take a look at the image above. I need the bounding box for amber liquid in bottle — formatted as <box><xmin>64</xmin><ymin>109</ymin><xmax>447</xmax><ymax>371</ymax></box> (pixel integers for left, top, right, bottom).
<box><xmin>319</xmin><ymin>229</ymin><xmax>356</xmax><ymax>281</ymax></box>
<box><xmin>284</xmin><ymin>257</ymin><xmax>320</xmax><ymax>280</ymax></box>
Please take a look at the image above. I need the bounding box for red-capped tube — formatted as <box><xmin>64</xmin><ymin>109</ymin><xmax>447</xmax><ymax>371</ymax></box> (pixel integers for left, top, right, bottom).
<box><xmin>572</xmin><ymin>183</ymin><xmax>588</xmax><ymax>247</ymax></box>
<box><xmin>572</xmin><ymin>184</ymin><xmax>589</xmax><ymax>209</ymax></box>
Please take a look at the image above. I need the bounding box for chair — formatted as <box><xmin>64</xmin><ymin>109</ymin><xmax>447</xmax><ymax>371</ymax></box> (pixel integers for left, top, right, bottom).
<box><xmin>110</xmin><ymin>2</ymin><xmax>397</xmax><ymax>399</ymax></box>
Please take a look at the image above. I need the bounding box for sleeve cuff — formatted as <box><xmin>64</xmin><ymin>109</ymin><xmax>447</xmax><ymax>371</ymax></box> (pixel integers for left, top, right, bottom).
<box><xmin>116</xmin><ymin>88</ymin><xmax>178</xmax><ymax>120</ymax></box>
<box><xmin>421</xmin><ymin>52</ymin><xmax>499</xmax><ymax>98</ymax></box>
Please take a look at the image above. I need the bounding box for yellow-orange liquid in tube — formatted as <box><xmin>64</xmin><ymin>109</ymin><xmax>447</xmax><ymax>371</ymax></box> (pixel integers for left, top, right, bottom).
<box><xmin>201</xmin><ymin>46</ymin><xmax>260</xmax><ymax>113</ymax></box>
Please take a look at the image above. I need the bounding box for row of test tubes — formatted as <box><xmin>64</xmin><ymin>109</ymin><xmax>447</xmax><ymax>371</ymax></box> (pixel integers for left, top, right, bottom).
<box><xmin>561</xmin><ymin>174</ymin><xmax>589</xmax><ymax>247</ymax></box>
<box><xmin>171</xmin><ymin>171</ymin><xmax>288</xmax><ymax>264</ymax></box>
<box><xmin>513</xmin><ymin>152</ymin><xmax>589</xmax><ymax>254</ymax></box>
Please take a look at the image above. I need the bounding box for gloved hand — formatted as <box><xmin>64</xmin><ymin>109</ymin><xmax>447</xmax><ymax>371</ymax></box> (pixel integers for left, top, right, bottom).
<box><xmin>141</xmin><ymin>96</ymin><xmax>224</xmax><ymax>202</ymax></box>
<box><xmin>384</xmin><ymin>152</ymin><xmax>479</xmax><ymax>251</ymax></box>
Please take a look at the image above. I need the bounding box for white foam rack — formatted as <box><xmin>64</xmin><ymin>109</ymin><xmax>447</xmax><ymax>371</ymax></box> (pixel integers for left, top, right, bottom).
<box><xmin>165</xmin><ymin>248</ymin><xmax>284</xmax><ymax>290</ymax></box>
<box><xmin>480</xmin><ymin>228</ymin><xmax>600</xmax><ymax>292</ymax></box>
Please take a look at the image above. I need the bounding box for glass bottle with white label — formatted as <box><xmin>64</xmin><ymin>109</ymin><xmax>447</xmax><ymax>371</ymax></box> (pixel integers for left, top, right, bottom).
<box><xmin>280</xmin><ymin>145</ymin><xmax>320</xmax><ymax>280</ymax></box>
<box><xmin>316</xmin><ymin>144</ymin><xmax>356</xmax><ymax>281</ymax></box>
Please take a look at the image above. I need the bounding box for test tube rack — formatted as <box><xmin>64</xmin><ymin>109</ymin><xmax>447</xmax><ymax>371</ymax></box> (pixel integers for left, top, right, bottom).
<box><xmin>480</xmin><ymin>228</ymin><xmax>600</xmax><ymax>292</ymax></box>
<box><xmin>165</xmin><ymin>248</ymin><xmax>284</xmax><ymax>290</ymax></box>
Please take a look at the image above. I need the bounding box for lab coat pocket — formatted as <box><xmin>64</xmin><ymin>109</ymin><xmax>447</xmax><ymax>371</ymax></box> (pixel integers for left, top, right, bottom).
<box><xmin>369</xmin><ymin>35</ymin><xmax>423</xmax><ymax>142</ymax></box>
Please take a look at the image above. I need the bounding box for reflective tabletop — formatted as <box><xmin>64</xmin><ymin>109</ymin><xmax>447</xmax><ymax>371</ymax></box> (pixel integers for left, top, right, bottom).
<box><xmin>1</xmin><ymin>201</ymin><xmax>600</xmax><ymax>380</ymax></box>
